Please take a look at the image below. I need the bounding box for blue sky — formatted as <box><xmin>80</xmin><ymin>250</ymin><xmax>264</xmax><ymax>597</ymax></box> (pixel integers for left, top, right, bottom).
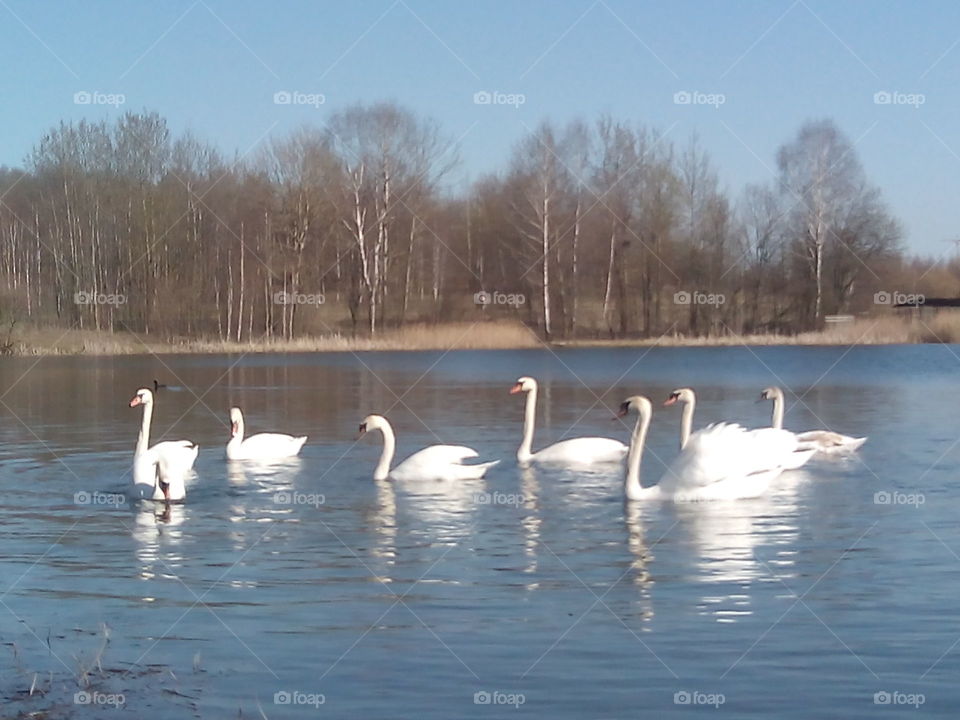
<box><xmin>1</xmin><ymin>0</ymin><xmax>958</xmax><ymax>255</ymax></box>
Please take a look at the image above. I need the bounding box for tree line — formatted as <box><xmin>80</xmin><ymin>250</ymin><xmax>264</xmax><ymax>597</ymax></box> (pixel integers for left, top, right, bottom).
<box><xmin>0</xmin><ymin>103</ymin><xmax>946</xmax><ymax>342</ymax></box>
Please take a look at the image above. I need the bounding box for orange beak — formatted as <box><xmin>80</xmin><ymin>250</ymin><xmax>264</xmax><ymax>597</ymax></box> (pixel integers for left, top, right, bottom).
<box><xmin>129</xmin><ymin>396</ymin><xmax>142</xmax><ymax>408</ymax></box>
<box><xmin>230</xmin><ymin>421</ymin><xmax>238</xmax><ymax>437</ymax></box>
<box><xmin>509</xmin><ymin>383</ymin><xmax>523</xmax><ymax>394</ymax></box>
<box><xmin>663</xmin><ymin>396</ymin><xmax>678</xmax><ymax>407</ymax></box>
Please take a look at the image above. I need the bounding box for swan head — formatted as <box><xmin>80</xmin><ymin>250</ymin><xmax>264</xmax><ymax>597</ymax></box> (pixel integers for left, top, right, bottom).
<box><xmin>229</xmin><ymin>407</ymin><xmax>244</xmax><ymax>437</ymax></box>
<box><xmin>617</xmin><ymin>395</ymin><xmax>652</xmax><ymax>419</ymax></box>
<box><xmin>759</xmin><ymin>386</ymin><xmax>783</xmax><ymax>402</ymax></box>
<box><xmin>129</xmin><ymin>388</ymin><xmax>154</xmax><ymax>408</ymax></box>
<box><xmin>663</xmin><ymin>387</ymin><xmax>695</xmax><ymax>407</ymax></box>
<box><xmin>510</xmin><ymin>376</ymin><xmax>537</xmax><ymax>394</ymax></box>
<box><xmin>358</xmin><ymin>414</ymin><xmax>388</xmax><ymax>438</ymax></box>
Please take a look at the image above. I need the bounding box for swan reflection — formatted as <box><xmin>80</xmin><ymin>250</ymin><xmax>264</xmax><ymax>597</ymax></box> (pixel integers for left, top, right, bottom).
<box><xmin>623</xmin><ymin>501</ymin><xmax>655</xmax><ymax>622</ymax></box>
<box><xmin>398</xmin><ymin>477</ymin><xmax>486</xmax><ymax>543</ymax></box>
<box><xmin>130</xmin><ymin>501</ymin><xmax>187</xmax><ymax>584</ymax></box>
<box><xmin>678</xmin><ymin>471</ymin><xmax>803</xmax><ymax>622</ymax></box>
<box><xmin>520</xmin><ymin>466</ymin><xmax>541</xmax><ymax>584</ymax></box>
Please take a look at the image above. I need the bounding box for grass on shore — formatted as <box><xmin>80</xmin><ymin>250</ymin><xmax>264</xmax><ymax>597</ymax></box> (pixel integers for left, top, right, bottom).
<box><xmin>556</xmin><ymin>315</ymin><xmax>960</xmax><ymax>348</ymax></box>
<box><xmin>9</xmin><ymin>320</ymin><xmax>543</xmax><ymax>356</ymax></box>
<box><xmin>6</xmin><ymin>314</ymin><xmax>958</xmax><ymax>356</ymax></box>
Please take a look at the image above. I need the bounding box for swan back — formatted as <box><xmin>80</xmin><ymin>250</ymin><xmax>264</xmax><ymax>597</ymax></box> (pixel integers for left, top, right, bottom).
<box><xmin>660</xmin><ymin>423</ymin><xmax>796</xmax><ymax>493</ymax></box>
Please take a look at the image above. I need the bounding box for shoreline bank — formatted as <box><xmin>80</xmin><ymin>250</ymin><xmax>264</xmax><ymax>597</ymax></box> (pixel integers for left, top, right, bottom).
<box><xmin>3</xmin><ymin>316</ymin><xmax>949</xmax><ymax>357</ymax></box>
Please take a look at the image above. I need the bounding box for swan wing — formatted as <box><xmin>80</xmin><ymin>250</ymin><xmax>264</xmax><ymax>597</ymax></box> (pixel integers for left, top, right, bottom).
<box><xmin>135</xmin><ymin>441</ymin><xmax>197</xmax><ymax>485</ymax></box>
<box><xmin>391</xmin><ymin>445</ymin><xmax>498</xmax><ymax>481</ymax></box>
<box><xmin>660</xmin><ymin>423</ymin><xmax>795</xmax><ymax>491</ymax></box>
<box><xmin>532</xmin><ymin>437</ymin><xmax>627</xmax><ymax>465</ymax></box>
<box><xmin>229</xmin><ymin>432</ymin><xmax>307</xmax><ymax>460</ymax></box>
<box><xmin>797</xmin><ymin>430</ymin><xmax>866</xmax><ymax>453</ymax></box>
<box><xmin>145</xmin><ymin>441</ymin><xmax>198</xmax><ymax>466</ymax></box>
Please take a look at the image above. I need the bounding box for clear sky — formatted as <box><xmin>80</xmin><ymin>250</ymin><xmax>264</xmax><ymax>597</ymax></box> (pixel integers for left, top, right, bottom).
<box><xmin>1</xmin><ymin>0</ymin><xmax>958</xmax><ymax>255</ymax></box>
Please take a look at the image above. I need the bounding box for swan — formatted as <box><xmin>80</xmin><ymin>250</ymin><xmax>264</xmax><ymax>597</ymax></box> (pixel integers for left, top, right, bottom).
<box><xmin>510</xmin><ymin>377</ymin><xmax>627</xmax><ymax>465</ymax></box>
<box><xmin>225</xmin><ymin>407</ymin><xmax>307</xmax><ymax>460</ymax></box>
<box><xmin>358</xmin><ymin>414</ymin><xmax>499</xmax><ymax>481</ymax></box>
<box><xmin>129</xmin><ymin>387</ymin><xmax>198</xmax><ymax>500</ymax></box>
<box><xmin>664</xmin><ymin>387</ymin><xmax>813</xmax><ymax>470</ymax></box>
<box><xmin>760</xmin><ymin>386</ymin><xmax>866</xmax><ymax>454</ymax></box>
<box><xmin>618</xmin><ymin>396</ymin><xmax>809</xmax><ymax>502</ymax></box>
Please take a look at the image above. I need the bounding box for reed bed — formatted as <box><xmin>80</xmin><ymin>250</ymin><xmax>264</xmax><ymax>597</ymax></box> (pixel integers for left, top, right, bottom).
<box><xmin>9</xmin><ymin>321</ymin><xmax>542</xmax><ymax>356</ymax></box>
<box><xmin>8</xmin><ymin>315</ymin><xmax>960</xmax><ymax>356</ymax></box>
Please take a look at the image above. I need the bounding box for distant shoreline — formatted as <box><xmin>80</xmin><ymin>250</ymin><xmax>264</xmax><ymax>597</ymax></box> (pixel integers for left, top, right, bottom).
<box><xmin>1</xmin><ymin>316</ymin><xmax>947</xmax><ymax>357</ymax></box>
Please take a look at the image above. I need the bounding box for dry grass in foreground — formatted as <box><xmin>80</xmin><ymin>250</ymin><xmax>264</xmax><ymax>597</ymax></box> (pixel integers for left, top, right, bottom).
<box><xmin>8</xmin><ymin>315</ymin><xmax>960</xmax><ymax>356</ymax></box>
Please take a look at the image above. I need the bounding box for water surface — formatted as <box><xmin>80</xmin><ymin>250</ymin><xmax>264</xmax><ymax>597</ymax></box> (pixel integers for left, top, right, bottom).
<box><xmin>0</xmin><ymin>345</ymin><xmax>956</xmax><ymax>717</ymax></box>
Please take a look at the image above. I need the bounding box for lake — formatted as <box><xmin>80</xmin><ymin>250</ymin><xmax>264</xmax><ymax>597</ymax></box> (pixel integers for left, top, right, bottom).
<box><xmin>0</xmin><ymin>344</ymin><xmax>956</xmax><ymax>718</ymax></box>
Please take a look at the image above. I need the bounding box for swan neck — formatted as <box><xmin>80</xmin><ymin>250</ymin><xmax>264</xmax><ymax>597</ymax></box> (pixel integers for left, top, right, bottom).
<box><xmin>136</xmin><ymin>402</ymin><xmax>153</xmax><ymax>457</ymax></box>
<box><xmin>374</xmin><ymin>422</ymin><xmax>395</xmax><ymax>480</ymax></box>
<box><xmin>624</xmin><ymin>409</ymin><xmax>651</xmax><ymax>500</ymax></box>
<box><xmin>518</xmin><ymin>386</ymin><xmax>537</xmax><ymax>463</ymax></box>
<box><xmin>680</xmin><ymin>397</ymin><xmax>694</xmax><ymax>450</ymax></box>
<box><xmin>772</xmin><ymin>393</ymin><xmax>784</xmax><ymax>429</ymax></box>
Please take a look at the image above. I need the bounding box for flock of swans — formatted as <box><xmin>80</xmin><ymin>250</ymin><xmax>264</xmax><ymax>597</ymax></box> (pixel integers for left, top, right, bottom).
<box><xmin>128</xmin><ymin>377</ymin><xmax>865</xmax><ymax>505</ymax></box>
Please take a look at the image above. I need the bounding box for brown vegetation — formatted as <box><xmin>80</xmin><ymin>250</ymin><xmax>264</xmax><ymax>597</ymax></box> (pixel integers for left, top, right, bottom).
<box><xmin>9</xmin><ymin>314</ymin><xmax>960</xmax><ymax>356</ymax></box>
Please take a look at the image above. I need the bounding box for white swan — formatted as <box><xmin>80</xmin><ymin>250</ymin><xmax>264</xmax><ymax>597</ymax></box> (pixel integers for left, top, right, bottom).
<box><xmin>618</xmin><ymin>396</ymin><xmax>809</xmax><ymax>502</ymax></box>
<box><xmin>358</xmin><ymin>415</ymin><xmax>499</xmax><ymax>481</ymax></box>
<box><xmin>225</xmin><ymin>407</ymin><xmax>307</xmax><ymax>460</ymax></box>
<box><xmin>129</xmin><ymin>388</ymin><xmax>198</xmax><ymax>500</ymax></box>
<box><xmin>510</xmin><ymin>376</ymin><xmax>627</xmax><ymax>465</ymax></box>
<box><xmin>760</xmin><ymin>386</ymin><xmax>866</xmax><ymax>454</ymax></box>
<box><xmin>664</xmin><ymin>387</ymin><xmax>814</xmax><ymax>470</ymax></box>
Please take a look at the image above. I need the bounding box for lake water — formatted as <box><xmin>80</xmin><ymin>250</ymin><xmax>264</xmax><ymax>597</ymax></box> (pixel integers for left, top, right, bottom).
<box><xmin>0</xmin><ymin>345</ymin><xmax>956</xmax><ymax>718</ymax></box>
